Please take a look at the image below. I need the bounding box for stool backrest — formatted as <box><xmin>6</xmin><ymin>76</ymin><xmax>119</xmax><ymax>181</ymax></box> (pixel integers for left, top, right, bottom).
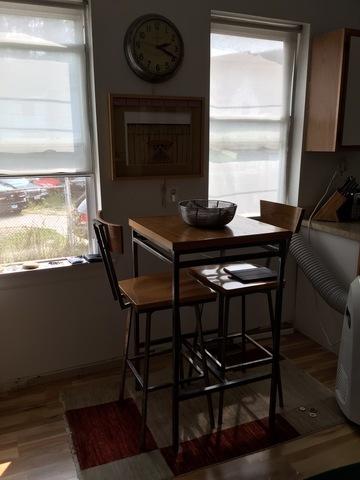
<box><xmin>260</xmin><ymin>200</ymin><xmax>304</xmax><ymax>234</ymax></box>
<box><xmin>96</xmin><ymin>211</ymin><xmax>124</xmax><ymax>253</ymax></box>
<box><xmin>93</xmin><ymin>213</ymin><xmax>127</xmax><ymax>308</ymax></box>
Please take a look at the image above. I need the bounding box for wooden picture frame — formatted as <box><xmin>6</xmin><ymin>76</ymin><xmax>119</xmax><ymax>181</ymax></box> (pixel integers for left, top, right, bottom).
<box><xmin>109</xmin><ymin>94</ymin><xmax>204</xmax><ymax>179</ymax></box>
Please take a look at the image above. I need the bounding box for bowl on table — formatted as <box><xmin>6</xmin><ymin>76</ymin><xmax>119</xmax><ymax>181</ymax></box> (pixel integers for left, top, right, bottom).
<box><xmin>178</xmin><ymin>199</ymin><xmax>237</xmax><ymax>229</ymax></box>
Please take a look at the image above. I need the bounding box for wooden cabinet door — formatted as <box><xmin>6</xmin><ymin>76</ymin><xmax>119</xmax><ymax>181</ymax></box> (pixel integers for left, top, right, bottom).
<box><xmin>306</xmin><ymin>29</ymin><xmax>360</xmax><ymax>152</ymax></box>
<box><xmin>305</xmin><ymin>29</ymin><xmax>345</xmax><ymax>152</ymax></box>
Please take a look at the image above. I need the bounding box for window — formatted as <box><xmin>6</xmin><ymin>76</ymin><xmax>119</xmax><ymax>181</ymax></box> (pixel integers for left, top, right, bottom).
<box><xmin>209</xmin><ymin>20</ymin><xmax>299</xmax><ymax>216</ymax></box>
<box><xmin>0</xmin><ymin>1</ymin><xmax>95</xmax><ymax>266</ymax></box>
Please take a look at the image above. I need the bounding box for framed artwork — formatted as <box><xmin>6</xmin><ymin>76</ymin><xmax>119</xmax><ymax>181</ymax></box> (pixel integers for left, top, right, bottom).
<box><xmin>108</xmin><ymin>94</ymin><xmax>204</xmax><ymax>179</ymax></box>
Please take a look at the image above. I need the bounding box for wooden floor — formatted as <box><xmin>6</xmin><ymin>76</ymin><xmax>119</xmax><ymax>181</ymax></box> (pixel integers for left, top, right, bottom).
<box><xmin>1</xmin><ymin>332</ymin><xmax>360</xmax><ymax>480</ymax></box>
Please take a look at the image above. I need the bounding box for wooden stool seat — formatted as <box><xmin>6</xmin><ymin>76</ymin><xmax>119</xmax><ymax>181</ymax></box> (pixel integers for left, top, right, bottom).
<box><xmin>119</xmin><ymin>270</ymin><xmax>216</xmax><ymax>312</ymax></box>
<box><xmin>190</xmin><ymin>263</ymin><xmax>280</xmax><ymax>296</ymax></box>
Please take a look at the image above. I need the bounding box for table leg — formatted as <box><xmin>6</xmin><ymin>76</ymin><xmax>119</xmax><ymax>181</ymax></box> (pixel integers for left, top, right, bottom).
<box><xmin>132</xmin><ymin>231</ymin><xmax>140</xmax><ymax>390</ymax></box>
<box><xmin>267</xmin><ymin>292</ymin><xmax>284</xmax><ymax>408</ymax></box>
<box><xmin>140</xmin><ymin>312</ymin><xmax>152</xmax><ymax>450</ymax></box>
<box><xmin>241</xmin><ymin>296</ymin><xmax>246</xmax><ymax>372</ymax></box>
<box><xmin>134</xmin><ymin>312</ymin><xmax>140</xmax><ymax>391</ymax></box>
<box><xmin>119</xmin><ymin>306</ymin><xmax>133</xmax><ymax>401</ymax></box>
<box><xmin>269</xmin><ymin>241</ymin><xmax>287</xmax><ymax>432</ymax></box>
<box><xmin>172</xmin><ymin>253</ymin><xmax>181</xmax><ymax>454</ymax></box>
<box><xmin>218</xmin><ymin>295</ymin><xmax>230</xmax><ymax>427</ymax></box>
<box><xmin>132</xmin><ymin>230</ymin><xmax>139</xmax><ymax>277</ymax></box>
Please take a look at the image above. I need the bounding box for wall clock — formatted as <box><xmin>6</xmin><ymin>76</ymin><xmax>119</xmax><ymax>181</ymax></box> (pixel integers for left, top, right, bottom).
<box><xmin>124</xmin><ymin>14</ymin><xmax>184</xmax><ymax>83</ymax></box>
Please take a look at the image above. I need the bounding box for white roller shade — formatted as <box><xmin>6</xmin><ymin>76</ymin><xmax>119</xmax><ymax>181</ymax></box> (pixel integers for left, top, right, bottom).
<box><xmin>209</xmin><ymin>21</ymin><xmax>299</xmax><ymax>216</ymax></box>
<box><xmin>0</xmin><ymin>1</ymin><xmax>91</xmax><ymax>174</ymax></box>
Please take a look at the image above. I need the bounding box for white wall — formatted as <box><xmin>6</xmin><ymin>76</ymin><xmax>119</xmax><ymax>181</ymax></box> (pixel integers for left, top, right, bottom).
<box><xmin>0</xmin><ymin>263</ymin><xmax>122</xmax><ymax>386</ymax></box>
<box><xmin>1</xmin><ymin>0</ymin><xmax>360</xmax><ymax>386</ymax></box>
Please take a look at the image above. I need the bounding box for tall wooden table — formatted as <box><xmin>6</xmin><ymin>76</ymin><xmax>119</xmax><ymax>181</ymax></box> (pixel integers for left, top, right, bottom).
<box><xmin>129</xmin><ymin>214</ymin><xmax>292</xmax><ymax>453</ymax></box>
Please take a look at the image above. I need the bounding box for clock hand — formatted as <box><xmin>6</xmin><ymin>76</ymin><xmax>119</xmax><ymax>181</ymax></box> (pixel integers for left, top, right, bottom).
<box><xmin>156</xmin><ymin>46</ymin><xmax>177</xmax><ymax>60</ymax></box>
<box><xmin>140</xmin><ymin>41</ymin><xmax>171</xmax><ymax>51</ymax></box>
<box><xmin>136</xmin><ymin>41</ymin><xmax>177</xmax><ymax>61</ymax></box>
<box><xmin>156</xmin><ymin>42</ymin><xmax>171</xmax><ymax>49</ymax></box>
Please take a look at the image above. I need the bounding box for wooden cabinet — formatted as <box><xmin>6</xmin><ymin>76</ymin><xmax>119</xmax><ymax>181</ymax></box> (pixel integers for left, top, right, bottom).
<box><xmin>305</xmin><ymin>29</ymin><xmax>360</xmax><ymax>152</ymax></box>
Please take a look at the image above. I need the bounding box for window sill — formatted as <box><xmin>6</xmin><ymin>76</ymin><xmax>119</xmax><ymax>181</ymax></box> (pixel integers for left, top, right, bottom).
<box><xmin>0</xmin><ymin>258</ymin><xmax>105</xmax><ymax>290</ymax></box>
<box><xmin>0</xmin><ymin>258</ymin><xmax>95</xmax><ymax>276</ymax></box>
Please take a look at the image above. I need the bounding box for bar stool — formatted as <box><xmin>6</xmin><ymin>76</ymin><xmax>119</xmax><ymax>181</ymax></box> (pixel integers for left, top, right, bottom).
<box><xmin>93</xmin><ymin>215</ymin><xmax>217</xmax><ymax>449</ymax></box>
<box><xmin>190</xmin><ymin>200</ymin><xmax>304</xmax><ymax>425</ymax></box>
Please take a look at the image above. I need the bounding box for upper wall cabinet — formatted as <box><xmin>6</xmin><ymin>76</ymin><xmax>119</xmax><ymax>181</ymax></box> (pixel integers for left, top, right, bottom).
<box><xmin>305</xmin><ymin>29</ymin><xmax>360</xmax><ymax>152</ymax></box>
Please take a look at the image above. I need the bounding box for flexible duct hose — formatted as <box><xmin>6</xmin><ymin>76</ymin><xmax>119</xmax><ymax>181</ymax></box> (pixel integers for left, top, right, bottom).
<box><xmin>290</xmin><ymin>233</ymin><xmax>347</xmax><ymax>314</ymax></box>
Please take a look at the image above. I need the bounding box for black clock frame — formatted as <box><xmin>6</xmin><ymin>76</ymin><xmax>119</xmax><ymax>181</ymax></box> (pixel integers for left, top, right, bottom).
<box><xmin>124</xmin><ymin>13</ymin><xmax>184</xmax><ymax>83</ymax></box>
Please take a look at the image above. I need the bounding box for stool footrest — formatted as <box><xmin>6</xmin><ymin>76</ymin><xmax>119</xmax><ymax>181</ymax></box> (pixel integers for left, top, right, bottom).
<box><xmin>193</xmin><ymin>332</ymin><xmax>274</xmax><ymax>373</ymax></box>
<box><xmin>179</xmin><ymin>372</ymin><xmax>272</xmax><ymax>401</ymax></box>
<box><xmin>225</xmin><ymin>355</ymin><xmax>272</xmax><ymax>372</ymax></box>
<box><xmin>126</xmin><ymin>346</ymin><xmax>206</xmax><ymax>394</ymax></box>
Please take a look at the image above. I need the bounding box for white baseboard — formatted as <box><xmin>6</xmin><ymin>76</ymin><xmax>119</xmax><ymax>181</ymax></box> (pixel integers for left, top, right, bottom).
<box><xmin>1</xmin><ymin>357</ymin><xmax>122</xmax><ymax>393</ymax></box>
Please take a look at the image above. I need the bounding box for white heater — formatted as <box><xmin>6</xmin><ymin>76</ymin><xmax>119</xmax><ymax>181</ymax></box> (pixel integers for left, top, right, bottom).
<box><xmin>335</xmin><ymin>276</ymin><xmax>360</xmax><ymax>424</ymax></box>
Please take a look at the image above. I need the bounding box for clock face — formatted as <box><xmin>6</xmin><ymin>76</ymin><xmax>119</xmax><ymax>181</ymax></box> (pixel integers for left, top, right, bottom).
<box><xmin>124</xmin><ymin>14</ymin><xmax>184</xmax><ymax>82</ymax></box>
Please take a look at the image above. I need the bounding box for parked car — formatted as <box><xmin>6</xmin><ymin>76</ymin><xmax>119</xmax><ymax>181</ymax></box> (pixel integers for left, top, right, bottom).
<box><xmin>2</xmin><ymin>178</ymin><xmax>47</xmax><ymax>202</ymax></box>
<box><xmin>73</xmin><ymin>197</ymin><xmax>88</xmax><ymax>238</ymax></box>
<box><xmin>32</xmin><ymin>177</ymin><xmax>86</xmax><ymax>203</ymax></box>
<box><xmin>70</xmin><ymin>177</ymin><xmax>87</xmax><ymax>203</ymax></box>
<box><xmin>0</xmin><ymin>181</ymin><xmax>27</xmax><ymax>215</ymax></box>
<box><xmin>76</xmin><ymin>198</ymin><xmax>88</xmax><ymax>225</ymax></box>
<box><xmin>32</xmin><ymin>177</ymin><xmax>62</xmax><ymax>188</ymax></box>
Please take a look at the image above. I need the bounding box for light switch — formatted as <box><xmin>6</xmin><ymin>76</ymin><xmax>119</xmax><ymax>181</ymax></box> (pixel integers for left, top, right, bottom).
<box><xmin>170</xmin><ymin>188</ymin><xmax>177</xmax><ymax>203</ymax></box>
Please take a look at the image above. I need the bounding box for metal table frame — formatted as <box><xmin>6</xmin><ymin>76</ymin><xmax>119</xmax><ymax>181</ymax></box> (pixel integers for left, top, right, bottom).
<box><xmin>130</xmin><ymin>227</ymin><xmax>288</xmax><ymax>453</ymax></box>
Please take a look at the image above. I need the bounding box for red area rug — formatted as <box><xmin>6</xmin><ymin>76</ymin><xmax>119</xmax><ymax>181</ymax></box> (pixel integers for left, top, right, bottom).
<box><xmin>66</xmin><ymin>398</ymin><xmax>157</xmax><ymax>469</ymax></box>
<box><xmin>161</xmin><ymin>414</ymin><xmax>298</xmax><ymax>475</ymax></box>
<box><xmin>66</xmin><ymin>398</ymin><xmax>298</xmax><ymax>477</ymax></box>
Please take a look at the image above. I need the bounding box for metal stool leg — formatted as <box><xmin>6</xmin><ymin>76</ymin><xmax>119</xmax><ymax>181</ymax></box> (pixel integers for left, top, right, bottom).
<box><xmin>194</xmin><ymin>304</ymin><xmax>215</xmax><ymax>429</ymax></box>
<box><xmin>267</xmin><ymin>292</ymin><xmax>284</xmax><ymax>408</ymax></box>
<box><xmin>187</xmin><ymin>304</ymin><xmax>204</xmax><ymax>382</ymax></box>
<box><xmin>134</xmin><ymin>311</ymin><xmax>141</xmax><ymax>391</ymax></box>
<box><xmin>187</xmin><ymin>324</ymin><xmax>198</xmax><ymax>381</ymax></box>
<box><xmin>241</xmin><ymin>296</ymin><xmax>246</xmax><ymax>371</ymax></box>
<box><xmin>218</xmin><ymin>296</ymin><xmax>230</xmax><ymax>427</ymax></box>
<box><xmin>140</xmin><ymin>312</ymin><xmax>152</xmax><ymax>450</ymax></box>
<box><xmin>218</xmin><ymin>294</ymin><xmax>224</xmax><ymax>349</ymax></box>
<box><xmin>119</xmin><ymin>306</ymin><xmax>133</xmax><ymax>401</ymax></box>
<box><xmin>216</xmin><ymin>294</ymin><xmax>224</xmax><ymax>426</ymax></box>
<box><xmin>187</xmin><ymin>304</ymin><xmax>203</xmax><ymax>382</ymax></box>
<box><xmin>179</xmin><ymin>317</ymin><xmax>185</xmax><ymax>382</ymax></box>
<box><xmin>180</xmin><ymin>354</ymin><xmax>185</xmax><ymax>381</ymax></box>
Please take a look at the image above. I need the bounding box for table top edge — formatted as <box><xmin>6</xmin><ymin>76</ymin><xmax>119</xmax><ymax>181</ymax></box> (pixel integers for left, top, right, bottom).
<box><xmin>129</xmin><ymin>215</ymin><xmax>291</xmax><ymax>252</ymax></box>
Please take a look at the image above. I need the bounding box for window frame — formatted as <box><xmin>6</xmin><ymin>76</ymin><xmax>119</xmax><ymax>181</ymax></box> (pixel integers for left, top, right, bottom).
<box><xmin>209</xmin><ymin>17</ymin><xmax>301</xmax><ymax>216</ymax></box>
<box><xmin>0</xmin><ymin>0</ymin><xmax>97</xmax><ymax>268</ymax></box>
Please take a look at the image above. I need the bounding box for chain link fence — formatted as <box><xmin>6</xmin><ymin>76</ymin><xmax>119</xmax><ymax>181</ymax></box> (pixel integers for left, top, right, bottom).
<box><xmin>0</xmin><ymin>176</ymin><xmax>90</xmax><ymax>265</ymax></box>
